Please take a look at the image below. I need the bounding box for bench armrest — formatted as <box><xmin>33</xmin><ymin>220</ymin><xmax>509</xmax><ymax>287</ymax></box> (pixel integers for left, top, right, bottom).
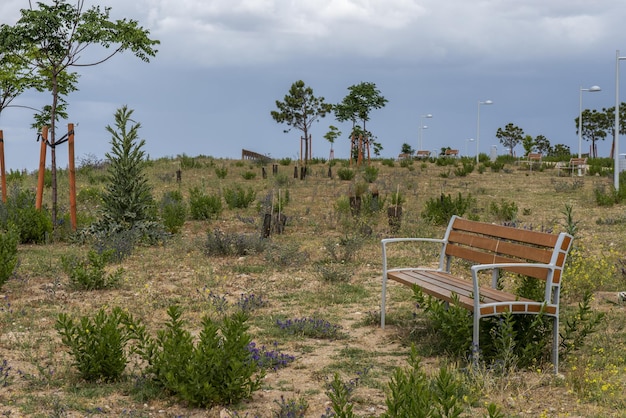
<box><xmin>470</xmin><ymin>262</ymin><xmax>558</xmax><ymax>309</ymax></box>
<box><xmin>381</xmin><ymin>238</ymin><xmax>445</xmax><ymax>271</ymax></box>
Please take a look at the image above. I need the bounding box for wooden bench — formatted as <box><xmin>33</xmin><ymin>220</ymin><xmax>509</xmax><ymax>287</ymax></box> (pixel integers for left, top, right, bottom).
<box><xmin>558</xmin><ymin>157</ymin><xmax>588</xmax><ymax>176</ymax></box>
<box><xmin>519</xmin><ymin>153</ymin><xmax>542</xmax><ymax>171</ymax></box>
<box><xmin>381</xmin><ymin>215</ymin><xmax>574</xmax><ymax>372</ymax></box>
<box><xmin>415</xmin><ymin>150</ymin><xmax>431</xmax><ymax>159</ymax></box>
<box><xmin>397</xmin><ymin>153</ymin><xmax>411</xmax><ymax>161</ymax></box>
<box><xmin>444</xmin><ymin>149</ymin><xmax>459</xmax><ymax>157</ymax></box>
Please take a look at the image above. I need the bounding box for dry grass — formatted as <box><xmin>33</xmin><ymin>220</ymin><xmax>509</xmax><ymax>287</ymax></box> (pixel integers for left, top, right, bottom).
<box><xmin>1</xmin><ymin>156</ymin><xmax>626</xmax><ymax>417</ymax></box>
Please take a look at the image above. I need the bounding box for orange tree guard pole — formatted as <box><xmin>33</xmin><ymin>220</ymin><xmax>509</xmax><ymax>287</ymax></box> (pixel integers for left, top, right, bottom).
<box><xmin>35</xmin><ymin>126</ymin><xmax>48</xmax><ymax>210</ymax></box>
<box><xmin>0</xmin><ymin>130</ymin><xmax>6</xmax><ymax>203</ymax></box>
<box><xmin>68</xmin><ymin>123</ymin><xmax>77</xmax><ymax>230</ymax></box>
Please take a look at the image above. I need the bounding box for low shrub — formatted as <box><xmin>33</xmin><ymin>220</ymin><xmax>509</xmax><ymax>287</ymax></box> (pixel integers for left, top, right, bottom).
<box><xmin>276</xmin><ymin>317</ymin><xmax>344</xmax><ymax>339</ymax></box>
<box><xmin>214</xmin><ymin>165</ymin><xmax>228</xmax><ymax>179</ymax></box>
<box><xmin>203</xmin><ymin>229</ymin><xmax>266</xmax><ymax>257</ymax></box>
<box><xmin>61</xmin><ymin>249</ymin><xmax>124</xmax><ymax>290</ymax></box>
<box><xmin>489</xmin><ymin>198</ymin><xmax>518</xmax><ymax>221</ymax></box>
<box><xmin>189</xmin><ymin>187</ymin><xmax>222</xmax><ymax>220</ymax></box>
<box><xmin>337</xmin><ymin>168</ymin><xmax>355</xmax><ymax>181</ymax></box>
<box><xmin>0</xmin><ymin>224</ymin><xmax>19</xmax><ymax>288</ymax></box>
<box><xmin>159</xmin><ymin>190</ymin><xmax>186</xmax><ymax>233</ymax></box>
<box><xmin>362</xmin><ymin>165</ymin><xmax>379</xmax><ymax>183</ymax></box>
<box><xmin>1</xmin><ymin>186</ymin><xmax>52</xmax><ymax>244</ymax></box>
<box><xmin>421</xmin><ymin>193</ymin><xmax>475</xmax><ymax>225</ymax></box>
<box><xmin>135</xmin><ymin>306</ymin><xmax>264</xmax><ymax>407</ymax></box>
<box><xmin>223</xmin><ymin>185</ymin><xmax>256</xmax><ymax>209</ymax></box>
<box><xmin>241</xmin><ymin>171</ymin><xmax>257</xmax><ymax>180</ymax></box>
<box><xmin>56</xmin><ymin>307</ymin><xmax>139</xmax><ymax>382</ymax></box>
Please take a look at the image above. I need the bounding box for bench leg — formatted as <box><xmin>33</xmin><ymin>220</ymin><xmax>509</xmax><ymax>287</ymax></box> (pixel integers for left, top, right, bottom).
<box><xmin>381</xmin><ymin>276</ymin><xmax>387</xmax><ymax>328</ymax></box>
<box><xmin>552</xmin><ymin>316</ymin><xmax>559</xmax><ymax>374</ymax></box>
<box><xmin>472</xmin><ymin>311</ymin><xmax>480</xmax><ymax>365</ymax></box>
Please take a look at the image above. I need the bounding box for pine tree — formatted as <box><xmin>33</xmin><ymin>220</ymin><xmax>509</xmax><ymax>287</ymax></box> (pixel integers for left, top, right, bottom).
<box><xmin>94</xmin><ymin>106</ymin><xmax>161</xmax><ymax>239</ymax></box>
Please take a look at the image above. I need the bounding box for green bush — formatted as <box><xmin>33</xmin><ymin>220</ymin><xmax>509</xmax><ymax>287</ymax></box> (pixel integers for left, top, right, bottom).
<box><xmin>61</xmin><ymin>249</ymin><xmax>124</xmax><ymax>290</ymax></box>
<box><xmin>381</xmin><ymin>347</ymin><xmax>474</xmax><ymax>418</ymax></box>
<box><xmin>56</xmin><ymin>307</ymin><xmax>139</xmax><ymax>382</ymax></box>
<box><xmin>337</xmin><ymin>168</ymin><xmax>355</xmax><ymax>181</ymax></box>
<box><xmin>454</xmin><ymin>159</ymin><xmax>475</xmax><ymax>177</ymax></box>
<box><xmin>1</xmin><ymin>187</ymin><xmax>52</xmax><ymax>244</ymax></box>
<box><xmin>159</xmin><ymin>190</ymin><xmax>186</xmax><ymax>233</ymax></box>
<box><xmin>362</xmin><ymin>165</ymin><xmax>379</xmax><ymax>183</ymax></box>
<box><xmin>189</xmin><ymin>187</ymin><xmax>222</xmax><ymax>220</ymax></box>
<box><xmin>214</xmin><ymin>165</ymin><xmax>228</xmax><ymax>179</ymax></box>
<box><xmin>223</xmin><ymin>185</ymin><xmax>256</xmax><ymax>209</ymax></box>
<box><xmin>489</xmin><ymin>198</ymin><xmax>518</xmax><ymax>221</ymax></box>
<box><xmin>0</xmin><ymin>224</ymin><xmax>19</xmax><ymax>288</ymax></box>
<box><xmin>241</xmin><ymin>171</ymin><xmax>257</xmax><ymax>180</ymax></box>
<box><xmin>136</xmin><ymin>306</ymin><xmax>263</xmax><ymax>407</ymax></box>
<box><xmin>421</xmin><ymin>193</ymin><xmax>475</xmax><ymax>225</ymax></box>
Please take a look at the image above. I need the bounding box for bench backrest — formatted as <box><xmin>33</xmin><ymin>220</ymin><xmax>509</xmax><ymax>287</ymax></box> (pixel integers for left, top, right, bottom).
<box><xmin>416</xmin><ymin>150</ymin><xmax>431</xmax><ymax>158</ymax></box>
<box><xmin>445</xmin><ymin>149</ymin><xmax>459</xmax><ymax>156</ymax></box>
<box><xmin>441</xmin><ymin>216</ymin><xmax>573</xmax><ymax>285</ymax></box>
<box><xmin>398</xmin><ymin>153</ymin><xmax>410</xmax><ymax>160</ymax></box>
<box><xmin>569</xmin><ymin>157</ymin><xmax>587</xmax><ymax>166</ymax></box>
<box><xmin>527</xmin><ymin>153</ymin><xmax>542</xmax><ymax>161</ymax></box>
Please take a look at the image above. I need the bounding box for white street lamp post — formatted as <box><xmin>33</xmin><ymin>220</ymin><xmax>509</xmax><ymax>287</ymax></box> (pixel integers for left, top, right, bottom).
<box><xmin>418</xmin><ymin>113</ymin><xmax>432</xmax><ymax>151</ymax></box>
<box><xmin>476</xmin><ymin>100</ymin><xmax>493</xmax><ymax>164</ymax></box>
<box><xmin>614</xmin><ymin>51</ymin><xmax>626</xmax><ymax>190</ymax></box>
<box><xmin>578</xmin><ymin>85</ymin><xmax>601</xmax><ymax>176</ymax></box>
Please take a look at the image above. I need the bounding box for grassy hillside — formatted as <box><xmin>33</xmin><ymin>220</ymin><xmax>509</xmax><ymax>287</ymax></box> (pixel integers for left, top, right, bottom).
<box><xmin>1</xmin><ymin>155</ymin><xmax>625</xmax><ymax>417</ymax></box>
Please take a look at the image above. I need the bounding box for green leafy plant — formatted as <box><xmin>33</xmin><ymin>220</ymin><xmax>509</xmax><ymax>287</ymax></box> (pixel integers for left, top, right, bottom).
<box><xmin>55</xmin><ymin>307</ymin><xmax>139</xmax><ymax>382</ymax></box>
<box><xmin>61</xmin><ymin>249</ymin><xmax>124</xmax><ymax>290</ymax></box>
<box><xmin>0</xmin><ymin>186</ymin><xmax>52</xmax><ymax>244</ymax></box>
<box><xmin>422</xmin><ymin>193</ymin><xmax>475</xmax><ymax>225</ymax></box>
<box><xmin>362</xmin><ymin>165</ymin><xmax>379</xmax><ymax>183</ymax></box>
<box><xmin>0</xmin><ymin>224</ymin><xmax>19</xmax><ymax>288</ymax></box>
<box><xmin>215</xmin><ymin>165</ymin><xmax>228</xmax><ymax>179</ymax></box>
<box><xmin>223</xmin><ymin>185</ymin><xmax>256</xmax><ymax>209</ymax></box>
<box><xmin>272</xmin><ymin>395</ymin><xmax>308</xmax><ymax>417</ymax></box>
<box><xmin>188</xmin><ymin>187</ymin><xmax>222</xmax><ymax>220</ymax></box>
<box><xmin>241</xmin><ymin>171</ymin><xmax>257</xmax><ymax>180</ymax></box>
<box><xmin>489</xmin><ymin>198</ymin><xmax>518</xmax><ymax>222</ymax></box>
<box><xmin>136</xmin><ymin>306</ymin><xmax>264</xmax><ymax>407</ymax></box>
<box><xmin>337</xmin><ymin>167</ymin><xmax>355</xmax><ymax>181</ymax></box>
<box><xmin>322</xmin><ymin>373</ymin><xmax>357</xmax><ymax>418</ymax></box>
<box><xmin>159</xmin><ymin>190</ymin><xmax>186</xmax><ymax>233</ymax></box>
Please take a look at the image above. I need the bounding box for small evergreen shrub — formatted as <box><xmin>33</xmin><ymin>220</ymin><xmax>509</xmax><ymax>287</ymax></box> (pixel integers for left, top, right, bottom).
<box><xmin>61</xmin><ymin>249</ymin><xmax>124</xmax><ymax>290</ymax></box>
<box><xmin>0</xmin><ymin>224</ymin><xmax>19</xmax><ymax>288</ymax></box>
<box><xmin>454</xmin><ymin>159</ymin><xmax>475</xmax><ymax>177</ymax></box>
<box><xmin>189</xmin><ymin>187</ymin><xmax>222</xmax><ymax>220</ymax></box>
<box><xmin>159</xmin><ymin>190</ymin><xmax>186</xmax><ymax>233</ymax></box>
<box><xmin>278</xmin><ymin>158</ymin><xmax>292</xmax><ymax>166</ymax></box>
<box><xmin>223</xmin><ymin>185</ymin><xmax>256</xmax><ymax>209</ymax></box>
<box><xmin>56</xmin><ymin>307</ymin><xmax>139</xmax><ymax>382</ymax></box>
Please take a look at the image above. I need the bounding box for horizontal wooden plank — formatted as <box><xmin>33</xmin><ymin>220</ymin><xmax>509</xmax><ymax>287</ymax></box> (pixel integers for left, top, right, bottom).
<box><xmin>451</xmin><ymin>217</ymin><xmax>558</xmax><ymax>247</ymax></box>
<box><xmin>448</xmin><ymin>230</ymin><xmax>554</xmax><ymax>263</ymax></box>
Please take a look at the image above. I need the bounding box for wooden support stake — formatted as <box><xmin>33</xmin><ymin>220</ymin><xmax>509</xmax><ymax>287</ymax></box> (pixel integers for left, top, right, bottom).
<box><xmin>35</xmin><ymin>126</ymin><xmax>48</xmax><ymax>210</ymax></box>
<box><xmin>0</xmin><ymin>130</ymin><xmax>6</xmax><ymax>203</ymax></box>
<box><xmin>68</xmin><ymin>124</ymin><xmax>77</xmax><ymax>230</ymax></box>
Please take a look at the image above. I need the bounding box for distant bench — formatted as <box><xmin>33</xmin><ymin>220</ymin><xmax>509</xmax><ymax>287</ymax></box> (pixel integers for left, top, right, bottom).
<box><xmin>416</xmin><ymin>150</ymin><xmax>431</xmax><ymax>159</ymax></box>
<box><xmin>444</xmin><ymin>149</ymin><xmax>459</xmax><ymax>157</ymax></box>
<box><xmin>557</xmin><ymin>157</ymin><xmax>588</xmax><ymax>176</ymax></box>
<box><xmin>380</xmin><ymin>215</ymin><xmax>574</xmax><ymax>373</ymax></box>
<box><xmin>519</xmin><ymin>153</ymin><xmax>542</xmax><ymax>170</ymax></box>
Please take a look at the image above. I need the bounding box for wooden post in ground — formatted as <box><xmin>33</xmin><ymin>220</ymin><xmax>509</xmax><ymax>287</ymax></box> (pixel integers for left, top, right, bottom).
<box><xmin>35</xmin><ymin>126</ymin><xmax>48</xmax><ymax>210</ymax></box>
<box><xmin>0</xmin><ymin>130</ymin><xmax>6</xmax><ymax>203</ymax></box>
<box><xmin>68</xmin><ymin>124</ymin><xmax>77</xmax><ymax>230</ymax></box>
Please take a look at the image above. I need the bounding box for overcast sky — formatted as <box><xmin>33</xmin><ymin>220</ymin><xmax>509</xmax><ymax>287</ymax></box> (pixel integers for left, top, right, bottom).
<box><xmin>2</xmin><ymin>0</ymin><xmax>626</xmax><ymax>171</ymax></box>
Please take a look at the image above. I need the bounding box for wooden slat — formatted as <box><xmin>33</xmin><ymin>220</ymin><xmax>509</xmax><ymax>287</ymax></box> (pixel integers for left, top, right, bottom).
<box><xmin>448</xmin><ymin>230</ymin><xmax>553</xmax><ymax>263</ymax></box>
<box><xmin>451</xmin><ymin>217</ymin><xmax>558</xmax><ymax>247</ymax></box>
<box><xmin>387</xmin><ymin>269</ymin><xmax>543</xmax><ymax>313</ymax></box>
<box><xmin>445</xmin><ymin>245</ymin><xmax>550</xmax><ymax>280</ymax></box>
